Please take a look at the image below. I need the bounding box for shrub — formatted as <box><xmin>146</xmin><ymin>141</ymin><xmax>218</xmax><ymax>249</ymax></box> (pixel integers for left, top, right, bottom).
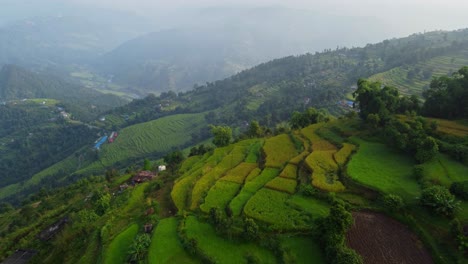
<box><xmin>381</xmin><ymin>194</ymin><xmax>405</xmax><ymax>211</ymax></box>
<box><xmin>450</xmin><ymin>181</ymin><xmax>468</xmax><ymax>200</ymax></box>
<box><xmin>420</xmin><ymin>186</ymin><xmax>460</xmax><ymax>217</ymax></box>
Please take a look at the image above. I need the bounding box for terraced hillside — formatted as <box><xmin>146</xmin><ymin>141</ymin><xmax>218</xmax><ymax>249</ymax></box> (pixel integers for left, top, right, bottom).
<box><xmin>369</xmin><ymin>50</ymin><xmax>468</xmax><ymax>95</ymax></box>
<box><xmin>0</xmin><ymin>113</ymin><xmax>208</xmax><ymax>202</ymax></box>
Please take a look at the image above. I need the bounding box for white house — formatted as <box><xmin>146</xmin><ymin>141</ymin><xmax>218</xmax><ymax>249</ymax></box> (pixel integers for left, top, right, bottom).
<box><xmin>158</xmin><ymin>165</ymin><xmax>167</xmax><ymax>172</ymax></box>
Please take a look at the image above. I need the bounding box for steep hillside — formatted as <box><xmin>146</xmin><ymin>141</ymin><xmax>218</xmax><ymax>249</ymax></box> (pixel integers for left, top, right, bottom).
<box><xmin>2</xmin><ymin>117</ymin><xmax>467</xmax><ymax>263</ymax></box>
<box><xmin>369</xmin><ymin>49</ymin><xmax>468</xmax><ymax>95</ymax></box>
<box><xmin>0</xmin><ymin>65</ymin><xmax>127</xmax><ymax>121</ymax></box>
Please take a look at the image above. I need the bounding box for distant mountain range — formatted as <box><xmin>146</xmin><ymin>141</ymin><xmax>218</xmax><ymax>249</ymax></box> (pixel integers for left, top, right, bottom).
<box><xmin>95</xmin><ymin>7</ymin><xmax>400</xmax><ymax>95</ymax></box>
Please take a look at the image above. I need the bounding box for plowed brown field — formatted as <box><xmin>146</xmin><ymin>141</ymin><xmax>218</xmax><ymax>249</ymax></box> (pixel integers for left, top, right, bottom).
<box><xmin>346</xmin><ymin>211</ymin><xmax>433</xmax><ymax>264</ymax></box>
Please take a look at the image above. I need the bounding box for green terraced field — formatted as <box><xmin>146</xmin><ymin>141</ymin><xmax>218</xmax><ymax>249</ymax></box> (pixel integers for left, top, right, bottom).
<box><xmin>421</xmin><ymin>154</ymin><xmax>468</xmax><ymax>187</ymax></box>
<box><xmin>243</xmin><ymin>188</ymin><xmax>313</xmax><ymax>230</ymax></box>
<box><xmin>221</xmin><ymin>163</ymin><xmax>258</xmax><ymax>184</ymax></box>
<box><xmin>229</xmin><ymin>168</ymin><xmax>280</xmax><ymax>216</ymax></box>
<box><xmin>348</xmin><ymin>138</ymin><xmax>420</xmax><ymax>200</ymax></box>
<box><xmin>190</xmin><ymin>145</ymin><xmax>248</xmax><ymax>210</ymax></box>
<box><xmin>148</xmin><ymin>218</ymin><xmax>198</xmax><ymax>264</ymax></box>
<box><xmin>369</xmin><ymin>51</ymin><xmax>468</xmax><ymax>95</ymax></box>
<box><xmin>200</xmin><ymin>181</ymin><xmax>241</xmax><ymax>213</ymax></box>
<box><xmin>99</xmin><ymin>113</ymin><xmax>206</xmax><ymax>166</ymax></box>
<box><xmin>184</xmin><ymin>216</ymin><xmax>277</xmax><ymax>263</ymax></box>
<box><xmin>103</xmin><ymin>224</ymin><xmax>138</xmax><ymax>264</ymax></box>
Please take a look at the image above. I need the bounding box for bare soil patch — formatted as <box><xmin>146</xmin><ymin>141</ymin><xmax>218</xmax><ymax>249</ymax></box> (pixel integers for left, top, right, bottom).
<box><xmin>346</xmin><ymin>211</ymin><xmax>433</xmax><ymax>264</ymax></box>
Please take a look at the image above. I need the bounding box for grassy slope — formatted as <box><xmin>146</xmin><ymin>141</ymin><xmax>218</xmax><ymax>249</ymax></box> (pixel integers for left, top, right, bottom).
<box><xmin>184</xmin><ymin>216</ymin><xmax>276</xmax><ymax>264</ymax></box>
<box><xmin>347</xmin><ymin>138</ymin><xmax>420</xmax><ymax>201</ymax></box>
<box><xmin>75</xmin><ymin>113</ymin><xmax>206</xmax><ymax>176</ymax></box>
<box><xmin>103</xmin><ymin>224</ymin><xmax>138</xmax><ymax>264</ymax></box>
<box><xmin>148</xmin><ymin>218</ymin><xmax>199</xmax><ymax>264</ymax></box>
<box><xmin>280</xmin><ymin>236</ymin><xmax>326</xmax><ymax>264</ymax></box>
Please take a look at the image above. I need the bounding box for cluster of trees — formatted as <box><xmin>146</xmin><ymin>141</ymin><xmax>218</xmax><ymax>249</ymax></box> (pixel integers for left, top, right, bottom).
<box><xmin>384</xmin><ymin>118</ymin><xmax>439</xmax><ymax>163</ymax></box>
<box><xmin>315</xmin><ymin>201</ymin><xmax>362</xmax><ymax>264</ymax></box>
<box><xmin>353</xmin><ymin>79</ymin><xmax>419</xmax><ymax>124</ymax></box>
<box><xmin>422</xmin><ymin>66</ymin><xmax>468</xmax><ymax>119</ymax></box>
<box><xmin>353</xmin><ymin>79</ymin><xmax>443</xmax><ymax>163</ymax></box>
<box><xmin>0</xmin><ymin>124</ymin><xmax>95</xmax><ymax>189</ymax></box>
<box><xmin>289</xmin><ymin>107</ymin><xmax>329</xmax><ymax>129</ymax></box>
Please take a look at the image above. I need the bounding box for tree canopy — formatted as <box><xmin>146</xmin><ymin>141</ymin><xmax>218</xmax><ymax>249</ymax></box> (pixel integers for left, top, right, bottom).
<box><xmin>422</xmin><ymin>66</ymin><xmax>468</xmax><ymax>119</ymax></box>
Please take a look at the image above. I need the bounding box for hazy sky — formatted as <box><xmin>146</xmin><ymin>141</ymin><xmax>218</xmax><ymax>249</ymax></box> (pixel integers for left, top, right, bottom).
<box><xmin>67</xmin><ymin>0</ymin><xmax>468</xmax><ymax>31</ymax></box>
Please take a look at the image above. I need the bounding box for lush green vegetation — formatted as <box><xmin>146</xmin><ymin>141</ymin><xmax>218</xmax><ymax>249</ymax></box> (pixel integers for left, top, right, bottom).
<box><xmin>200</xmin><ymin>181</ymin><xmax>241</xmax><ymax>213</ymax></box>
<box><xmin>103</xmin><ymin>224</ymin><xmax>138</xmax><ymax>264</ymax></box>
<box><xmin>280</xmin><ymin>236</ymin><xmax>325</xmax><ymax>263</ymax></box>
<box><xmin>183</xmin><ymin>216</ymin><xmax>276</xmax><ymax>263</ymax></box>
<box><xmin>148</xmin><ymin>218</ymin><xmax>198</xmax><ymax>264</ymax></box>
<box><xmin>348</xmin><ymin>138</ymin><xmax>420</xmax><ymax>200</ymax></box>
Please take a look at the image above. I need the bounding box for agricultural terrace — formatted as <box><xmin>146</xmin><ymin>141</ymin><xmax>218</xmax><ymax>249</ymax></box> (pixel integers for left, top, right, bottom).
<box><xmin>347</xmin><ymin>138</ymin><xmax>420</xmax><ymax>200</ymax></box>
<box><xmin>265</xmin><ymin>177</ymin><xmax>297</xmax><ymax>194</ymax></box>
<box><xmin>190</xmin><ymin>145</ymin><xmax>249</xmax><ymax>210</ymax></box>
<box><xmin>229</xmin><ymin>168</ymin><xmax>279</xmax><ymax>216</ymax></box>
<box><xmin>334</xmin><ymin>143</ymin><xmax>356</xmax><ymax>167</ymax></box>
<box><xmin>305</xmin><ymin>150</ymin><xmax>345</xmax><ymax>192</ymax></box>
<box><xmin>200</xmin><ymin>181</ymin><xmax>241</xmax><ymax>213</ymax></box>
<box><xmin>103</xmin><ymin>224</ymin><xmax>138</xmax><ymax>264</ymax></box>
<box><xmin>263</xmin><ymin>134</ymin><xmax>298</xmax><ymax>168</ymax></box>
<box><xmin>420</xmin><ymin>153</ymin><xmax>468</xmax><ymax>187</ymax></box>
<box><xmin>148</xmin><ymin>218</ymin><xmax>198</xmax><ymax>264</ymax></box>
<box><xmin>300</xmin><ymin>124</ymin><xmax>337</xmax><ymax>151</ymax></box>
<box><xmin>221</xmin><ymin>163</ymin><xmax>258</xmax><ymax>184</ymax></box>
<box><xmin>183</xmin><ymin>216</ymin><xmax>277</xmax><ymax>263</ymax></box>
<box><xmin>243</xmin><ymin>188</ymin><xmax>313</xmax><ymax>230</ymax></box>
<box><xmin>172</xmin><ymin>147</ymin><xmax>233</xmax><ymax>211</ymax></box>
<box><xmin>427</xmin><ymin>118</ymin><xmax>468</xmax><ymax>137</ymax></box>
<box><xmin>97</xmin><ymin>113</ymin><xmax>207</xmax><ymax>168</ymax></box>
<box><xmin>279</xmin><ymin>163</ymin><xmax>297</xmax><ymax>179</ymax></box>
<box><xmin>245</xmin><ymin>140</ymin><xmax>264</xmax><ymax>163</ymax></box>
<box><xmin>369</xmin><ymin>52</ymin><xmax>468</xmax><ymax>96</ymax></box>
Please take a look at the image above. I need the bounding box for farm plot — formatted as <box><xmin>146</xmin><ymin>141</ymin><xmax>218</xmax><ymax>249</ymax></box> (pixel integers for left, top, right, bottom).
<box><xmin>148</xmin><ymin>218</ymin><xmax>198</xmax><ymax>264</ymax></box>
<box><xmin>300</xmin><ymin>124</ymin><xmax>337</xmax><ymax>151</ymax></box>
<box><xmin>286</xmin><ymin>195</ymin><xmax>329</xmax><ymax>217</ymax></box>
<box><xmin>279</xmin><ymin>163</ymin><xmax>297</xmax><ymax>179</ymax></box>
<box><xmin>171</xmin><ymin>168</ymin><xmax>203</xmax><ymax>211</ymax></box>
<box><xmin>103</xmin><ymin>224</ymin><xmax>138</xmax><ymax>264</ymax></box>
<box><xmin>221</xmin><ymin>163</ymin><xmax>258</xmax><ymax>184</ymax></box>
<box><xmin>98</xmin><ymin>113</ymin><xmax>206</xmax><ymax>168</ymax></box>
<box><xmin>346</xmin><ymin>211</ymin><xmax>433</xmax><ymax>264</ymax></box>
<box><xmin>334</xmin><ymin>143</ymin><xmax>356</xmax><ymax>167</ymax></box>
<box><xmin>229</xmin><ymin>168</ymin><xmax>279</xmax><ymax>216</ymax></box>
<box><xmin>421</xmin><ymin>153</ymin><xmax>468</xmax><ymax>187</ymax></box>
<box><xmin>263</xmin><ymin>134</ymin><xmax>298</xmax><ymax>168</ymax></box>
<box><xmin>243</xmin><ymin>188</ymin><xmax>312</xmax><ymax>230</ymax></box>
<box><xmin>305</xmin><ymin>151</ymin><xmax>345</xmax><ymax>192</ymax></box>
<box><xmin>190</xmin><ymin>146</ymin><xmax>248</xmax><ymax>210</ymax></box>
<box><xmin>244</xmin><ymin>140</ymin><xmax>264</xmax><ymax>163</ymax></box>
<box><xmin>265</xmin><ymin>177</ymin><xmax>297</xmax><ymax>194</ymax></box>
<box><xmin>184</xmin><ymin>216</ymin><xmax>276</xmax><ymax>264</ymax></box>
<box><xmin>347</xmin><ymin>138</ymin><xmax>420</xmax><ymax>200</ymax></box>
<box><xmin>200</xmin><ymin>181</ymin><xmax>241</xmax><ymax>213</ymax></box>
